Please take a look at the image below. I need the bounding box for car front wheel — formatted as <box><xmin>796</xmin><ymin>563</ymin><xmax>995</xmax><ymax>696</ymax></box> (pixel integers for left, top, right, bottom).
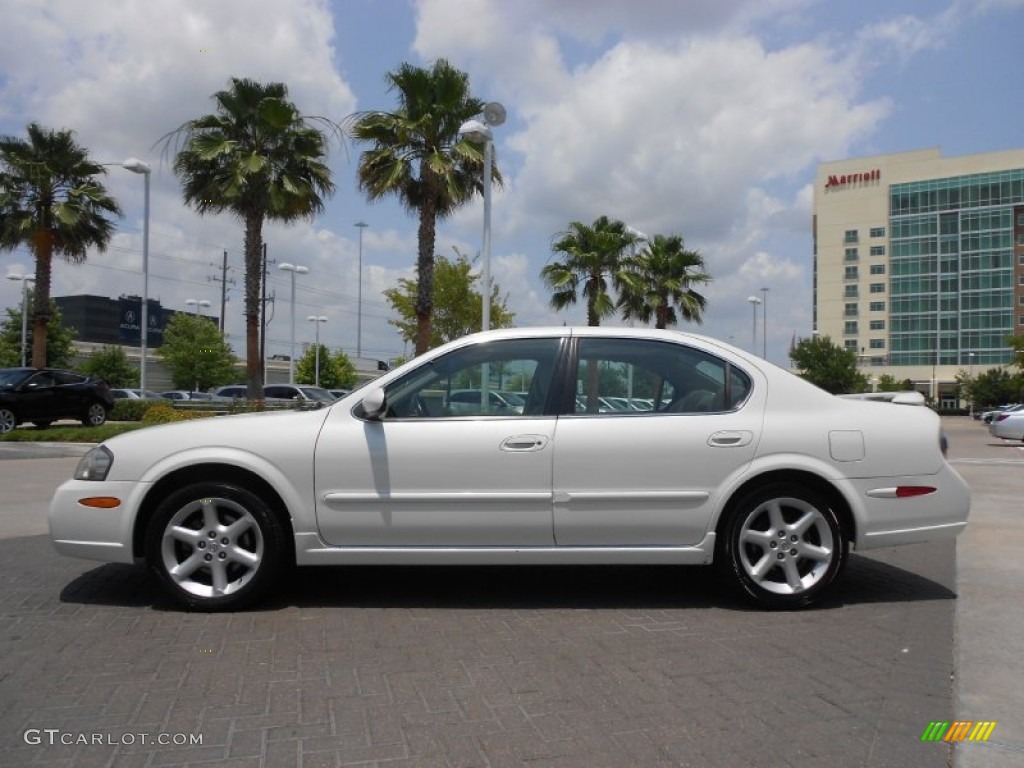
<box><xmin>82</xmin><ymin>402</ymin><xmax>108</xmax><ymax>427</ymax></box>
<box><xmin>0</xmin><ymin>408</ymin><xmax>16</xmax><ymax>435</ymax></box>
<box><xmin>719</xmin><ymin>483</ymin><xmax>847</xmax><ymax>608</ymax></box>
<box><xmin>144</xmin><ymin>482</ymin><xmax>286</xmax><ymax>610</ymax></box>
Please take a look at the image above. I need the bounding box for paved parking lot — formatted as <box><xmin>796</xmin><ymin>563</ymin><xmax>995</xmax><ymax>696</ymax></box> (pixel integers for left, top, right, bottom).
<box><xmin>0</xmin><ymin>420</ymin><xmax>1018</xmax><ymax>767</ymax></box>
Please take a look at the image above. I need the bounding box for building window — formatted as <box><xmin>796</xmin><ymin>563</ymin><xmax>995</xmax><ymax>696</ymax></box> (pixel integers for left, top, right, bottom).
<box><xmin>1018</xmin><ymin>214</ymin><xmax>1024</xmax><ymax>226</ymax></box>
<box><xmin>869</xmin><ymin>339</ymin><xmax>885</xmax><ymax>349</ymax></box>
<box><xmin>845</xmin><ymin>303</ymin><xmax>858</xmax><ymax>317</ymax></box>
<box><xmin>870</xmin><ymin>320</ymin><xmax>885</xmax><ymax>330</ymax></box>
<box><xmin>844</xmin><ymin>321</ymin><xmax>858</xmax><ymax>335</ymax></box>
<box><xmin>844</xmin><ymin>229</ymin><xmax>859</xmax><ymax>243</ymax></box>
<box><xmin>844</xmin><ymin>339</ymin><xmax>858</xmax><ymax>350</ymax></box>
<box><xmin>870</xmin><ymin>301</ymin><xmax>885</xmax><ymax>312</ymax></box>
<box><xmin>1017</xmin><ymin>233</ymin><xmax>1024</xmax><ymax>245</ymax></box>
<box><xmin>870</xmin><ymin>264</ymin><xmax>886</xmax><ymax>275</ymax></box>
<box><xmin>1019</xmin><ymin>314</ymin><xmax>1024</xmax><ymax>326</ymax></box>
<box><xmin>845</xmin><ymin>248</ymin><xmax>859</xmax><ymax>260</ymax></box>
<box><xmin>844</xmin><ymin>285</ymin><xmax>859</xmax><ymax>298</ymax></box>
<box><xmin>869</xmin><ymin>246</ymin><xmax>886</xmax><ymax>256</ymax></box>
<box><xmin>844</xmin><ymin>266</ymin><xmax>859</xmax><ymax>280</ymax></box>
<box><xmin>870</xmin><ymin>283</ymin><xmax>886</xmax><ymax>294</ymax></box>
<box><xmin>870</xmin><ymin>227</ymin><xmax>886</xmax><ymax>238</ymax></box>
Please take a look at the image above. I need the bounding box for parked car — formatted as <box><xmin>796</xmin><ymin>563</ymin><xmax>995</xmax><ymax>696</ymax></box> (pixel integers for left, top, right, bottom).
<box><xmin>49</xmin><ymin>327</ymin><xmax>970</xmax><ymax>611</ymax></box>
<box><xmin>263</xmin><ymin>384</ymin><xmax>336</xmax><ymax>405</ymax></box>
<box><xmin>980</xmin><ymin>404</ymin><xmax>1022</xmax><ymax>424</ymax></box>
<box><xmin>160</xmin><ymin>391</ymin><xmax>217</xmax><ymax>402</ymax></box>
<box><xmin>988</xmin><ymin>409</ymin><xmax>1024</xmax><ymax>441</ymax></box>
<box><xmin>328</xmin><ymin>389</ymin><xmax>351</xmax><ymax>400</ymax></box>
<box><xmin>211</xmin><ymin>385</ymin><xmax>249</xmax><ymax>400</ymax></box>
<box><xmin>0</xmin><ymin>367</ymin><xmax>114</xmax><ymax>434</ymax></box>
<box><xmin>110</xmin><ymin>388</ymin><xmax>162</xmax><ymax>400</ymax></box>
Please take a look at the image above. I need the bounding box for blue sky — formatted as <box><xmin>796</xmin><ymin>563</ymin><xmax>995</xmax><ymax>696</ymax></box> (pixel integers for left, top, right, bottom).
<box><xmin>1</xmin><ymin>0</ymin><xmax>1022</xmax><ymax>365</ymax></box>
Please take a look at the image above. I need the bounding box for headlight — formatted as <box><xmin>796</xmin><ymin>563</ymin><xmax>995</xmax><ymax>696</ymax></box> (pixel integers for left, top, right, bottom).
<box><xmin>74</xmin><ymin>446</ymin><xmax>114</xmax><ymax>481</ymax></box>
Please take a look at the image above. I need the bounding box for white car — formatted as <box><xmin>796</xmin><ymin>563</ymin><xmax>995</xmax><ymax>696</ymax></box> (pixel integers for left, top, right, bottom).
<box><xmin>988</xmin><ymin>409</ymin><xmax>1024</xmax><ymax>441</ymax></box>
<box><xmin>50</xmin><ymin>327</ymin><xmax>970</xmax><ymax>611</ymax></box>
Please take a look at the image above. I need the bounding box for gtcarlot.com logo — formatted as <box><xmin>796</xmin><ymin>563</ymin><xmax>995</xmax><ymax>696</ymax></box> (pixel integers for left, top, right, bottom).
<box><xmin>24</xmin><ymin>729</ymin><xmax>203</xmax><ymax>746</ymax></box>
<box><xmin>921</xmin><ymin>721</ymin><xmax>997</xmax><ymax>743</ymax></box>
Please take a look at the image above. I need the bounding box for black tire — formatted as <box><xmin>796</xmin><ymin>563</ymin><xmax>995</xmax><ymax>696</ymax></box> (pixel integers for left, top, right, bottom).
<box><xmin>82</xmin><ymin>402</ymin><xmax>108</xmax><ymax>427</ymax></box>
<box><xmin>0</xmin><ymin>408</ymin><xmax>16</xmax><ymax>435</ymax></box>
<box><xmin>718</xmin><ymin>483</ymin><xmax>847</xmax><ymax>608</ymax></box>
<box><xmin>144</xmin><ymin>482</ymin><xmax>287</xmax><ymax>611</ymax></box>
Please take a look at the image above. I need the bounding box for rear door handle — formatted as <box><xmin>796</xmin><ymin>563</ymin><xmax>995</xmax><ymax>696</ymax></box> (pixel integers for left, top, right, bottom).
<box><xmin>708</xmin><ymin>431</ymin><xmax>753</xmax><ymax>447</ymax></box>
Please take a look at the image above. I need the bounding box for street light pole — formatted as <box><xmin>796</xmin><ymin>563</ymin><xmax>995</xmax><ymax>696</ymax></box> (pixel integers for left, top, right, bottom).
<box><xmin>122</xmin><ymin>158</ymin><xmax>150</xmax><ymax>395</ymax></box>
<box><xmin>355</xmin><ymin>221</ymin><xmax>368</xmax><ymax>358</ymax></box>
<box><xmin>747</xmin><ymin>295</ymin><xmax>762</xmax><ymax>354</ymax></box>
<box><xmin>278</xmin><ymin>263</ymin><xmax>308</xmax><ymax>384</ymax></box>
<box><xmin>760</xmin><ymin>286</ymin><xmax>769</xmax><ymax>359</ymax></box>
<box><xmin>459</xmin><ymin>102</ymin><xmax>505</xmax><ymax>332</ymax></box>
<box><xmin>5</xmin><ymin>272</ymin><xmax>34</xmax><ymax>367</ymax></box>
<box><xmin>307</xmin><ymin>315</ymin><xmax>327</xmax><ymax>387</ymax></box>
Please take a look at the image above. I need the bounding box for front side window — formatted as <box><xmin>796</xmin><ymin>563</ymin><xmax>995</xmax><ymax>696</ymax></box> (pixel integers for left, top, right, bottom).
<box><xmin>380</xmin><ymin>338</ymin><xmax>561</xmax><ymax>418</ymax></box>
<box><xmin>572</xmin><ymin>338</ymin><xmax>751</xmax><ymax>415</ymax></box>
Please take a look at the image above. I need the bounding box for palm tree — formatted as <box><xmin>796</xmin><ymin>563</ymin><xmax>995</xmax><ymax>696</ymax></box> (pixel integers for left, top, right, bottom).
<box><xmin>346</xmin><ymin>59</ymin><xmax>490</xmax><ymax>355</ymax></box>
<box><xmin>620</xmin><ymin>234</ymin><xmax>711</xmax><ymax>329</ymax></box>
<box><xmin>162</xmin><ymin>78</ymin><xmax>337</xmax><ymax>398</ymax></box>
<box><xmin>0</xmin><ymin>123</ymin><xmax>121</xmax><ymax>367</ymax></box>
<box><xmin>541</xmin><ymin>216</ymin><xmax>641</xmax><ymax>326</ymax></box>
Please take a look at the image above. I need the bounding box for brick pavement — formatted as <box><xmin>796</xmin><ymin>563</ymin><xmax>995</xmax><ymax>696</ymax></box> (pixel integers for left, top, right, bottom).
<box><xmin>0</xmin><ymin>532</ymin><xmax>957</xmax><ymax>767</ymax></box>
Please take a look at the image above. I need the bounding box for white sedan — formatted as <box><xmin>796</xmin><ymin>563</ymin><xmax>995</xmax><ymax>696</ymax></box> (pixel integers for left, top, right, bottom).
<box><xmin>50</xmin><ymin>327</ymin><xmax>970</xmax><ymax>611</ymax></box>
<box><xmin>988</xmin><ymin>409</ymin><xmax>1024</xmax><ymax>441</ymax></box>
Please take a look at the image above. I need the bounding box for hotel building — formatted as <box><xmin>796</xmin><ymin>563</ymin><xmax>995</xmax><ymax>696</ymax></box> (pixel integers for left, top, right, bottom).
<box><xmin>813</xmin><ymin>147</ymin><xmax>1024</xmax><ymax>406</ymax></box>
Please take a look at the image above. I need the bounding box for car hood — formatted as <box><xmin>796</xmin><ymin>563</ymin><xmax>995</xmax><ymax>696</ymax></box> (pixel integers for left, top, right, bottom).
<box><xmin>98</xmin><ymin>407</ymin><xmax>332</xmax><ymax>482</ymax></box>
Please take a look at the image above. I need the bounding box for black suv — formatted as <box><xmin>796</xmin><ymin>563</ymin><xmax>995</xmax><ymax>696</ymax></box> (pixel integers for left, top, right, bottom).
<box><xmin>0</xmin><ymin>368</ymin><xmax>114</xmax><ymax>434</ymax></box>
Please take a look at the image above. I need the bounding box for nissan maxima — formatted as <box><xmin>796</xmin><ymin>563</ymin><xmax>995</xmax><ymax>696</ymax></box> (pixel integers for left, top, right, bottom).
<box><xmin>50</xmin><ymin>327</ymin><xmax>970</xmax><ymax>611</ymax></box>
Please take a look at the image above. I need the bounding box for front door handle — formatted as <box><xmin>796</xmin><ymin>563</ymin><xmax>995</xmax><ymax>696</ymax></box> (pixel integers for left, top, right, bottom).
<box><xmin>500</xmin><ymin>435</ymin><xmax>549</xmax><ymax>452</ymax></box>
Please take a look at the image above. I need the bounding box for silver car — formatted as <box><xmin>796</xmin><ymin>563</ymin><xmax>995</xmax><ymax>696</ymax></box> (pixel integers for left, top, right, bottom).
<box><xmin>50</xmin><ymin>327</ymin><xmax>970</xmax><ymax>612</ymax></box>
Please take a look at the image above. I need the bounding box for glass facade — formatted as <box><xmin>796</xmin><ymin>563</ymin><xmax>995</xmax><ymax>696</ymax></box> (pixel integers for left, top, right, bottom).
<box><xmin>888</xmin><ymin>169</ymin><xmax>1024</xmax><ymax>366</ymax></box>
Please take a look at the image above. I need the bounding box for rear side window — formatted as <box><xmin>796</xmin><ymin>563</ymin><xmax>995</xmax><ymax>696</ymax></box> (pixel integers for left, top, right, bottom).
<box><xmin>572</xmin><ymin>338</ymin><xmax>752</xmax><ymax>414</ymax></box>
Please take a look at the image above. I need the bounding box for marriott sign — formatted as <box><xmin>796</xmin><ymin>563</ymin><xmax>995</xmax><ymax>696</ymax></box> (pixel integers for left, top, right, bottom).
<box><xmin>825</xmin><ymin>169</ymin><xmax>881</xmax><ymax>189</ymax></box>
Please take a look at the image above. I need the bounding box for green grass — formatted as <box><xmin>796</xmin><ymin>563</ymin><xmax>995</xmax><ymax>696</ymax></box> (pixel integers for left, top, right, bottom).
<box><xmin>0</xmin><ymin>422</ymin><xmax>148</xmax><ymax>443</ymax></box>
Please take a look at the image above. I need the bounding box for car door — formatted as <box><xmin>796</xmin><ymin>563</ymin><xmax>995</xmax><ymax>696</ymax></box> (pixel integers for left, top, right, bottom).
<box><xmin>16</xmin><ymin>371</ymin><xmax>59</xmax><ymax>421</ymax></box>
<box><xmin>551</xmin><ymin>336</ymin><xmax>765</xmax><ymax>547</ymax></box>
<box><xmin>314</xmin><ymin>336</ymin><xmax>564</xmax><ymax>546</ymax></box>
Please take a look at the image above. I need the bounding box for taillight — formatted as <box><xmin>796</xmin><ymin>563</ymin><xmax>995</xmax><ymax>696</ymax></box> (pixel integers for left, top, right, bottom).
<box><xmin>996</xmin><ymin>413</ymin><xmax>1011</xmax><ymax>422</ymax></box>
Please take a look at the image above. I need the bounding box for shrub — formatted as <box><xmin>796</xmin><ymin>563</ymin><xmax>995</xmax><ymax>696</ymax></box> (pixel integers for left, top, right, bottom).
<box><xmin>110</xmin><ymin>399</ymin><xmax>152</xmax><ymax>422</ymax></box>
<box><xmin>140</xmin><ymin>403</ymin><xmax>211</xmax><ymax>425</ymax></box>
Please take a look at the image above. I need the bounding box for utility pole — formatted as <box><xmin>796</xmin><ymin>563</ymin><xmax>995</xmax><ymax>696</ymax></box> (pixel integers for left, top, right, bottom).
<box><xmin>208</xmin><ymin>249</ymin><xmax>235</xmax><ymax>334</ymax></box>
<box><xmin>260</xmin><ymin>244</ymin><xmax>276</xmax><ymax>384</ymax></box>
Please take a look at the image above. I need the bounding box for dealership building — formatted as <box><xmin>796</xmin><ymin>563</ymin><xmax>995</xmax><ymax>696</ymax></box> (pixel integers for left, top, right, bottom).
<box><xmin>813</xmin><ymin>147</ymin><xmax>1024</xmax><ymax>406</ymax></box>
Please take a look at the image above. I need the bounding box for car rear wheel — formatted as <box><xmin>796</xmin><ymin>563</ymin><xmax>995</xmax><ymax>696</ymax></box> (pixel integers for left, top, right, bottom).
<box><xmin>144</xmin><ymin>482</ymin><xmax>287</xmax><ymax>611</ymax></box>
<box><xmin>719</xmin><ymin>483</ymin><xmax>847</xmax><ymax>608</ymax></box>
<box><xmin>82</xmin><ymin>402</ymin><xmax>108</xmax><ymax>427</ymax></box>
<box><xmin>0</xmin><ymin>408</ymin><xmax>16</xmax><ymax>435</ymax></box>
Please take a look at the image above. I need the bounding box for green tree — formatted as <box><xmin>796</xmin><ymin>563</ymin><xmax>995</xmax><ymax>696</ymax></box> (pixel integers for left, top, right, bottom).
<box><xmin>1007</xmin><ymin>334</ymin><xmax>1024</xmax><ymax>372</ymax></box>
<box><xmin>875</xmin><ymin>373</ymin><xmax>904</xmax><ymax>392</ymax></box>
<box><xmin>0</xmin><ymin>292</ymin><xmax>77</xmax><ymax>368</ymax></box>
<box><xmin>0</xmin><ymin>123</ymin><xmax>121</xmax><ymax>367</ymax></box>
<box><xmin>620</xmin><ymin>234</ymin><xmax>711</xmax><ymax>328</ymax></box>
<box><xmin>541</xmin><ymin>216</ymin><xmax>642</xmax><ymax>326</ymax></box>
<box><xmin>384</xmin><ymin>249</ymin><xmax>514</xmax><ymax>348</ymax></box>
<box><xmin>969</xmin><ymin>367</ymin><xmax>1023</xmax><ymax>408</ymax></box>
<box><xmin>79</xmin><ymin>345</ymin><xmax>138</xmax><ymax>387</ymax></box>
<box><xmin>158</xmin><ymin>313</ymin><xmax>237</xmax><ymax>391</ymax></box>
<box><xmin>346</xmin><ymin>60</ymin><xmax>492</xmax><ymax>355</ymax></box>
<box><xmin>789</xmin><ymin>335</ymin><xmax>869</xmax><ymax>394</ymax></box>
<box><xmin>295</xmin><ymin>345</ymin><xmax>357</xmax><ymax>389</ymax></box>
<box><xmin>162</xmin><ymin>78</ymin><xmax>337</xmax><ymax>398</ymax></box>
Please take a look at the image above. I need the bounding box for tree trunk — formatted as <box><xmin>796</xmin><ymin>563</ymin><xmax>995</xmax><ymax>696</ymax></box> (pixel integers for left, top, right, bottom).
<box><xmin>414</xmin><ymin>172</ymin><xmax>438</xmax><ymax>356</ymax></box>
<box><xmin>30</xmin><ymin>230</ymin><xmax>54</xmax><ymax>368</ymax></box>
<box><xmin>244</xmin><ymin>210</ymin><xmax>264</xmax><ymax>399</ymax></box>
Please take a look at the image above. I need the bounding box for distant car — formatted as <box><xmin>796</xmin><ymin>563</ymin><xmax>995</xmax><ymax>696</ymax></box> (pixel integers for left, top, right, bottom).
<box><xmin>263</xmin><ymin>384</ymin><xmax>336</xmax><ymax>405</ymax></box>
<box><xmin>211</xmin><ymin>385</ymin><xmax>250</xmax><ymax>400</ymax></box>
<box><xmin>445</xmin><ymin>389</ymin><xmax>524</xmax><ymax>415</ymax></box>
<box><xmin>0</xmin><ymin>367</ymin><xmax>113</xmax><ymax>434</ymax></box>
<box><xmin>110</xmin><ymin>388</ymin><xmax>161</xmax><ymax>400</ymax></box>
<box><xmin>160</xmin><ymin>391</ymin><xmax>216</xmax><ymax>402</ymax></box>
<box><xmin>980</xmin><ymin>404</ymin><xmax>1022</xmax><ymax>424</ymax></box>
<box><xmin>49</xmin><ymin>327</ymin><xmax>970</xmax><ymax>612</ymax></box>
<box><xmin>328</xmin><ymin>389</ymin><xmax>351</xmax><ymax>400</ymax></box>
<box><xmin>988</xmin><ymin>409</ymin><xmax>1024</xmax><ymax>441</ymax></box>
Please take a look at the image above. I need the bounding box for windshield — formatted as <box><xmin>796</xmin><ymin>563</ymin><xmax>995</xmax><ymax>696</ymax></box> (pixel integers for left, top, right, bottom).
<box><xmin>299</xmin><ymin>387</ymin><xmax>336</xmax><ymax>403</ymax></box>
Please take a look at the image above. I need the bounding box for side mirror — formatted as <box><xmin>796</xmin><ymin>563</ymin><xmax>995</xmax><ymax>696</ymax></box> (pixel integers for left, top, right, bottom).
<box><xmin>361</xmin><ymin>386</ymin><xmax>387</xmax><ymax>420</ymax></box>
